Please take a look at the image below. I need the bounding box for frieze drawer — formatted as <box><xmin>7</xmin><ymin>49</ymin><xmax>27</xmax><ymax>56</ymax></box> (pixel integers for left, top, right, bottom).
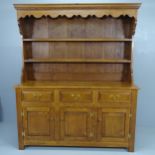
<box><xmin>59</xmin><ymin>90</ymin><xmax>93</xmax><ymax>103</ymax></box>
<box><xmin>98</xmin><ymin>90</ymin><xmax>131</xmax><ymax>103</ymax></box>
<box><xmin>22</xmin><ymin>90</ymin><xmax>53</xmax><ymax>102</ymax></box>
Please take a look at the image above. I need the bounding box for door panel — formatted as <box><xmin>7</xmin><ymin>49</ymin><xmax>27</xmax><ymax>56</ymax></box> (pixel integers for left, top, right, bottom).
<box><xmin>23</xmin><ymin>107</ymin><xmax>54</xmax><ymax>140</ymax></box>
<box><xmin>98</xmin><ymin>108</ymin><xmax>130</xmax><ymax>142</ymax></box>
<box><xmin>60</xmin><ymin>108</ymin><xmax>95</xmax><ymax>141</ymax></box>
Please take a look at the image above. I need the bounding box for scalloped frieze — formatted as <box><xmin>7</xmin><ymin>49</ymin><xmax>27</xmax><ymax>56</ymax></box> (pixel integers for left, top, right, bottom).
<box><xmin>14</xmin><ymin>3</ymin><xmax>141</xmax><ymax>19</ymax></box>
<box><xmin>16</xmin><ymin>9</ymin><xmax>138</xmax><ymax>19</ymax></box>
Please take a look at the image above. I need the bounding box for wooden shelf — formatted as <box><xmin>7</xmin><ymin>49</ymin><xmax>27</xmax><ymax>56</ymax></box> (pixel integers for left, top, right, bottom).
<box><xmin>24</xmin><ymin>58</ymin><xmax>131</xmax><ymax>63</ymax></box>
<box><xmin>23</xmin><ymin>38</ymin><xmax>132</xmax><ymax>42</ymax></box>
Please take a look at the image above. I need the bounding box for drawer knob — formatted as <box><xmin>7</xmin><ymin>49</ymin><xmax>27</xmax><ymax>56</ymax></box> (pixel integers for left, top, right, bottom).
<box><xmin>71</xmin><ymin>94</ymin><xmax>75</xmax><ymax>97</ymax></box>
<box><xmin>71</xmin><ymin>94</ymin><xmax>81</xmax><ymax>100</ymax></box>
<box><xmin>109</xmin><ymin>94</ymin><xmax>120</xmax><ymax>101</ymax></box>
<box><xmin>33</xmin><ymin>93</ymin><xmax>43</xmax><ymax>98</ymax></box>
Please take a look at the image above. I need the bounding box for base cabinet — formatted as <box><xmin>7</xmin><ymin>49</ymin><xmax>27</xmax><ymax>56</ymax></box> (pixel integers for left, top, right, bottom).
<box><xmin>16</xmin><ymin>87</ymin><xmax>138</xmax><ymax>151</ymax></box>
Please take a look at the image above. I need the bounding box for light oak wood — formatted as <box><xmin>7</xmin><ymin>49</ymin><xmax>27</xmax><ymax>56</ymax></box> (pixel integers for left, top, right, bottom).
<box><xmin>14</xmin><ymin>3</ymin><xmax>140</xmax><ymax>152</ymax></box>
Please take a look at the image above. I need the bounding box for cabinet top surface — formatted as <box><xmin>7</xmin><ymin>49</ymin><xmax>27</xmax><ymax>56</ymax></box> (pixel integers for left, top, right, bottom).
<box><xmin>15</xmin><ymin>81</ymin><xmax>138</xmax><ymax>89</ymax></box>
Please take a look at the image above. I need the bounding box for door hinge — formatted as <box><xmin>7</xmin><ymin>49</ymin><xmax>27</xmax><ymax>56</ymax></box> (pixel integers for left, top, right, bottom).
<box><xmin>129</xmin><ymin>113</ymin><xmax>132</xmax><ymax>118</ymax></box>
<box><xmin>21</xmin><ymin>112</ymin><xmax>24</xmax><ymax>117</ymax></box>
<box><xmin>128</xmin><ymin>134</ymin><xmax>131</xmax><ymax>139</ymax></box>
<box><xmin>22</xmin><ymin>131</ymin><xmax>25</xmax><ymax>137</ymax></box>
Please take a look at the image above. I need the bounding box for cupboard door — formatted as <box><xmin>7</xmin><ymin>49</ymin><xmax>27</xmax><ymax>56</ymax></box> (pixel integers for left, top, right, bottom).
<box><xmin>98</xmin><ymin>108</ymin><xmax>130</xmax><ymax>142</ymax></box>
<box><xmin>60</xmin><ymin>108</ymin><xmax>95</xmax><ymax>141</ymax></box>
<box><xmin>23</xmin><ymin>107</ymin><xmax>54</xmax><ymax>140</ymax></box>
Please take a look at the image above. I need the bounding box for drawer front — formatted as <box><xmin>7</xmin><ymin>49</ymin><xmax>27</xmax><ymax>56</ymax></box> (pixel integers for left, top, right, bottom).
<box><xmin>59</xmin><ymin>90</ymin><xmax>93</xmax><ymax>103</ymax></box>
<box><xmin>98</xmin><ymin>90</ymin><xmax>131</xmax><ymax>103</ymax></box>
<box><xmin>22</xmin><ymin>90</ymin><xmax>53</xmax><ymax>102</ymax></box>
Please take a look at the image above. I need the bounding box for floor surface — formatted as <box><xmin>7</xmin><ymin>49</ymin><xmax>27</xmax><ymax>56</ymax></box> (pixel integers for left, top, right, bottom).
<box><xmin>0</xmin><ymin>122</ymin><xmax>155</xmax><ymax>155</ymax></box>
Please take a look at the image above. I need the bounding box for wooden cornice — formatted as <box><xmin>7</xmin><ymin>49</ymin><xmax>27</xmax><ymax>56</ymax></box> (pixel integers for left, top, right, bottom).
<box><xmin>14</xmin><ymin>3</ymin><xmax>141</xmax><ymax>19</ymax></box>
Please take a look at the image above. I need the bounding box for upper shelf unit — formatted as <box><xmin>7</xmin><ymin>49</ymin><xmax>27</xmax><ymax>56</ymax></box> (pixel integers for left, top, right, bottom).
<box><xmin>14</xmin><ymin>3</ymin><xmax>140</xmax><ymax>82</ymax></box>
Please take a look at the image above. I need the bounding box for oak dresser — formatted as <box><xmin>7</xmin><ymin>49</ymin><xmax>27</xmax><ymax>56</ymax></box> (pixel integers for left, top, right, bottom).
<box><xmin>14</xmin><ymin>3</ymin><xmax>141</xmax><ymax>151</ymax></box>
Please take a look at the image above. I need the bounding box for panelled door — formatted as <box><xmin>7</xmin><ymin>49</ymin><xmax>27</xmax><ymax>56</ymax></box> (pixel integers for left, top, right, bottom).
<box><xmin>60</xmin><ymin>107</ymin><xmax>96</xmax><ymax>141</ymax></box>
<box><xmin>23</xmin><ymin>107</ymin><xmax>55</xmax><ymax>141</ymax></box>
<box><xmin>97</xmin><ymin>108</ymin><xmax>130</xmax><ymax>142</ymax></box>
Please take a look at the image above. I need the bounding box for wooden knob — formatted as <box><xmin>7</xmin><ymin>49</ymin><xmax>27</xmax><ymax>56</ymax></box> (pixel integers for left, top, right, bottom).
<box><xmin>71</xmin><ymin>94</ymin><xmax>75</xmax><ymax>97</ymax></box>
<box><xmin>109</xmin><ymin>94</ymin><xmax>120</xmax><ymax>101</ymax></box>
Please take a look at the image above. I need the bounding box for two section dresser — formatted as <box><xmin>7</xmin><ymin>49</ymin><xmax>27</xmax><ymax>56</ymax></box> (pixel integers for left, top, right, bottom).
<box><xmin>14</xmin><ymin>3</ymin><xmax>141</xmax><ymax>151</ymax></box>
